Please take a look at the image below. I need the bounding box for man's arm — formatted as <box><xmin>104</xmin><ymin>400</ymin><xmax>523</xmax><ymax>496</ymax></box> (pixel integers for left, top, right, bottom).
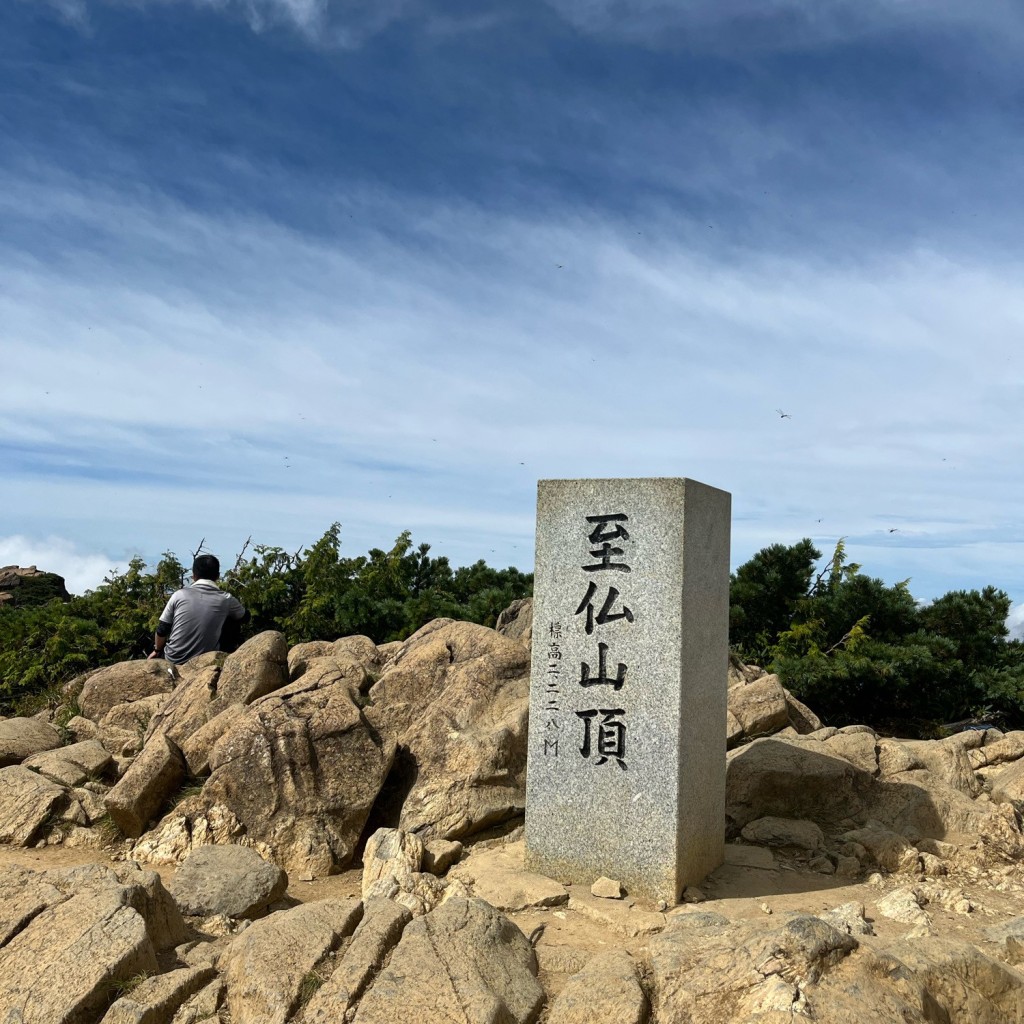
<box><xmin>148</xmin><ymin>619</ymin><xmax>172</xmax><ymax>659</ymax></box>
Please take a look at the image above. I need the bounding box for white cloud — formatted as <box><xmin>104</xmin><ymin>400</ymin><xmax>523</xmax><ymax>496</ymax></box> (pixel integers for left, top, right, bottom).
<box><xmin>0</xmin><ymin>536</ymin><xmax>119</xmax><ymax>596</ymax></box>
<box><xmin>1008</xmin><ymin>603</ymin><xmax>1024</xmax><ymax>641</ymax></box>
<box><xmin>3</xmin><ymin>167</ymin><xmax>1024</xmax><ymax>601</ymax></box>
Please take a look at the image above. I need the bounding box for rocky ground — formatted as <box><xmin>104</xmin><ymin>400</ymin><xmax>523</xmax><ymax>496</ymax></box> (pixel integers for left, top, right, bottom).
<box><xmin>2</xmin><ymin>602</ymin><xmax>1024</xmax><ymax>1022</ymax></box>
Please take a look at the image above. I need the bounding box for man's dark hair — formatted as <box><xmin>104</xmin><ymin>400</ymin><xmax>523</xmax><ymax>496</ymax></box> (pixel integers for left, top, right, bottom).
<box><xmin>192</xmin><ymin>554</ymin><xmax>220</xmax><ymax>581</ymax></box>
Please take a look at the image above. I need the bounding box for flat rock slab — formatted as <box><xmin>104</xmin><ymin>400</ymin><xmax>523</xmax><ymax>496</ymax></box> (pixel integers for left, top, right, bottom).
<box><xmin>220</xmin><ymin>898</ymin><xmax>363</xmax><ymax>1024</ymax></box>
<box><xmin>740</xmin><ymin>815</ymin><xmax>824</xmax><ymax>851</ymax></box>
<box><xmin>168</xmin><ymin>844</ymin><xmax>288</xmax><ymax>919</ymax></box>
<box><xmin>0</xmin><ymin>865</ymin><xmax>64</xmax><ymax>948</ymax></box>
<box><xmin>0</xmin><ymin>717</ymin><xmax>62</xmax><ymax>767</ymax></box>
<box><xmin>0</xmin><ymin>885</ymin><xmax>158</xmax><ymax>1024</ymax></box>
<box><xmin>547</xmin><ymin>950</ymin><xmax>649</xmax><ymax>1024</ymax></box>
<box><xmin>450</xmin><ymin>841</ymin><xmax>569</xmax><ymax>911</ymax></box>
<box><xmin>567</xmin><ymin>891</ymin><xmax>667</xmax><ymax>938</ymax></box>
<box><xmin>23</xmin><ymin>740</ymin><xmax>113</xmax><ymax>787</ymax></box>
<box><xmin>353</xmin><ymin>898</ymin><xmax>544</xmax><ymax>1024</ymax></box>
<box><xmin>100</xmin><ymin>965</ymin><xmax>216</xmax><ymax>1024</ymax></box>
<box><xmin>0</xmin><ymin>764</ymin><xmax>68</xmax><ymax>845</ymax></box>
<box><xmin>304</xmin><ymin>898</ymin><xmax>412</xmax><ymax>1021</ymax></box>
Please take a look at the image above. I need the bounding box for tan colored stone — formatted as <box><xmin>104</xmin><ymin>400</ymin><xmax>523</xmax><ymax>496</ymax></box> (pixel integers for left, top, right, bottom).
<box><xmin>352</xmin><ymin>898</ymin><xmax>543</xmax><ymax>1024</ymax></box>
<box><xmin>362</xmin><ymin>827</ymin><xmax>424</xmax><ymax>896</ymax></box>
<box><xmin>727</xmin><ymin>675</ymin><xmax>790</xmax><ymax>737</ymax></box>
<box><xmin>220</xmin><ymin>898</ymin><xmax>362</xmax><ymax>1024</ymax></box>
<box><xmin>99</xmin><ymin>966</ymin><xmax>215</xmax><ymax>1024</ymax></box>
<box><xmin>569</xmin><ymin>892</ymin><xmax>666</xmax><ymax>937</ymax></box>
<box><xmin>740</xmin><ymin>815</ymin><xmax>823</xmax><ymax>850</ymax></box>
<box><xmin>0</xmin><ymin>765</ymin><xmax>68</xmax><ymax>845</ymax></box>
<box><xmin>195</xmin><ymin>666</ymin><xmax>394</xmax><ymax>877</ymax></box>
<box><xmin>450</xmin><ymin>840</ymin><xmax>568</xmax><ymax>911</ymax></box>
<box><xmin>0</xmin><ymin>717</ymin><xmax>62</xmax><ymax>766</ymax></box>
<box><xmin>23</xmin><ymin>740</ymin><xmax>112</xmax><ymax>786</ymax></box>
<box><xmin>79</xmin><ymin>661</ymin><xmax>175</xmax><ymax>722</ymax></box>
<box><xmin>104</xmin><ymin>732</ymin><xmax>186</xmax><ymax>838</ymax></box>
<box><xmin>423</xmin><ymin>839</ymin><xmax>463</xmax><ymax>874</ymax></box>
<box><xmin>824</xmin><ymin>730</ymin><xmax>879</xmax><ymax>775</ymax></box>
<box><xmin>0</xmin><ymin>884</ymin><xmax>158</xmax><ymax>1024</ymax></box>
<box><xmin>304</xmin><ymin>898</ymin><xmax>412</xmax><ymax>1021</ymax></box>
<box><xmin>366</xmin><ymin>619</ymin><xmax>530</xmax><ymax>841</ymax></box>
<box><xmin>287</xmin><ymin>640</ymin><xmax>334</xmax><ymax>680</ymax></box>
<box><xmin>216</xmin><ymin>630</ymin><xmax>288</xmax><ymax>705</ymax></box>
<box><xmin>547</xmin><ymin>950</ymin><xmax>648</xmax><ymax>1024</ymax></box>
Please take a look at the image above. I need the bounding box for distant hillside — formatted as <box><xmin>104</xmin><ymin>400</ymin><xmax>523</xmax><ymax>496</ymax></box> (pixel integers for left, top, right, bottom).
<box><xmin>0</xmin><ymin>566</ymin><xmax>70</xmax><ymax>608</ymax></box>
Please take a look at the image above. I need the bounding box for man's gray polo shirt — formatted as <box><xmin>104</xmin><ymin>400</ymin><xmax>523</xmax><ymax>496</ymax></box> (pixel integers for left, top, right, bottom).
<box><xmin>158</xmin><ymin>580</ymin><xmax>246</xmax><ymax>664</ymax></box>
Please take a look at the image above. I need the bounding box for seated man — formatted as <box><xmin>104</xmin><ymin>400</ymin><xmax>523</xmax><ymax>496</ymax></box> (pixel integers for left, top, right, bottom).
<box><xmin>148</xmin><ymin>553</ymin><xmax>249</xmax><ymax>665</ymax></box>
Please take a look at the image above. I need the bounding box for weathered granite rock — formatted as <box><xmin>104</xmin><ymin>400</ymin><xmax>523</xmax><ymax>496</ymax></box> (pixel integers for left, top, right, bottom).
<box><xmin>220</xmin><ymin>898</ymin><xmax>363</xmax><ymax>1024</ymax></box>
<box><xmin>99</xmin><ymin>966</ymin><xmax>215</xmax><ymax>1024</ymax></box>
<box><xmin>367</xmin><ymin>619</ymin><xmax>530</xmax><ymax>841</ymax></box>
<box><xmin>168</xmin><ymin>844</ymin><xmax>288</xmax><ymax>919</ymax></box>
<box><xmin>170</xmin><ymin>979</ymin><xmax>224</xmax><ymax>1024</ymax></box>
<box><xmin>101</xmin><ymin>694</ymin><xmax>168</xmax><ymax>743</ymax></box>
<box><xmin>591</xmin><ymin>876</ymin><xmax>625</xmax><ymax>899</ymax></box>
<box><xmin>79</xmin><ymin>661</ymin><xmax>176</xmax><ymax>722</ymax></box>
<box><xmin>423</xmin><ymin>839</ymin><xmax>463</xmax><ymax>874</ymax></box>
<box><xmin>649</xmin><ymin>911</ymin><xmax>856</xmax><ymax>1024</ymax></box>
<box><xmin>824</xmin><ymin>730</ymin><xmax>879</xmax><ymax>775</ymax></box>
<box><xmin>104</xmin><ymin>732</ymin><xmax>187</xmax><ymax>838</ymax></box>
<box><xmin>23</xmin><ymin>739</ymin><xmax>112</xmax><ymax>786</ymax></box>
<box><xmin>215</xmin><ymin>630</ymin><xmax>289</xmax><ymax>705</ymax></box>
<box><xmin>0</xmin><ymin>865</ymin><xmax>63</xmax><ymax>947</ymax></box>
<box><xmin>842</xmin><ymin>824</ymin><xmax>915</xmax><ymax>872</ymax></box>
<box><xmin>740</xmin><ymin>815</ymin><xmax>824</xmax><ymax>851</ymax></box>
<box><xmin>58</xmin><ymin>861</ymin><xmax>189</xmax><ymax>952</ymax></box>
<box><xmin>728</xmin><ymin>675</ymin><xmax>791</xmax><ymax>738</ymax></box>
<box><xmin>0</xmin><ymin>764</ymin><xmax>68</xmax><ymax>845</ymax></box>
<box><xmin>187</xmin><ymin>664</ymin><xmax>395</xmax><ymax>878</ymax></box>
<box><xmin>303</xmin><ymin>898</ymin><xmax>412</xmax><ymax>1022</ymax></box>
<box><xmin>547</xmin><ymin>950</ymin><xmax>648</xmax><ymax>1024</ymax></box>
<box><xmin>362</xmin><ymin>827</ymin><xmax>424</xmax><ymax>895</ymax></box>
<box><xmin>0</xmin><ymin>877</ymin><xmax>159</xmax><ymax>1024</ymax></box>
<box><xmin>495</xmin><ymin>597</ymin><xmax>533</xmax><ymax>647</ymax></box>
<box><xmin>568</xmin><ymin>892</ymin><xmax>666</xmax><ymax>938</ymax></box>
<box><xmin>287</xmin><ymin>640</ymin><xmax>334</xmax><ymax>680</ymax></box>
<box><xmin>143</xmin><ymin>658</ymin><xmax>221</xmax><ymax>748</ymax></box>
<box><xmin>726</xmin><ymin>737</ymin><xmax>874</xmax><ymax>830</ymax></box>
<box><xmin>352</xmin><ymin>898</ymin><xmax>544</xmax><ymax>1024</ymax></box>
<box><xmin>178</xmin><ymin>702</ymin><xmax>245</xmax><ymax>776</ymax></box>
<box><xmin>0</xmin><ymin>717</ymin><xmax>62</xmax><ymax>766</ymax></box>
<box><xmin>450</xmin><ymin>840</ymin><xmax>569</xmax><ymax>911</ymax></box>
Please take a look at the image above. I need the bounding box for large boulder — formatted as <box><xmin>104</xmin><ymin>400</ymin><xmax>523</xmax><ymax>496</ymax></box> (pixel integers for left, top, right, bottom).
<box><xmin>0</xmin><ymin>717</ymin><xmax>62</xmax><ymax>766</ymax></box>
<box><xmin>0</xmin><ymin>765</ymin><xmax>68</xmax><ymax>845</ymax></box>
<box><xmin>303</xmin><ymin>898</ymin><xmax>412</xmax><ymax>1022</ymax></box>
<box><xmin>0</xmin><ymin>864</ymin><xmax>183</xmax><ymax>1023</ymax></box>
<box><xmin>366</xmin><ymin>619</ymin><xmax>531</xmax><ymax>841</ymax></box>
<box><xmin>181</xmin><ymin>663</ymin><xmax>395</xmax><ymax>877</ymax></box>
<box><xmin>726</xmin><ymin>737</ymin><xmax>876</xmax><ymax>831</ymax></box>
<box><xmin>215</xmin><ymin>630</ymin><xmax>288</xmax><ymax>705</ymax></box>
<box><xmin>104</xmin><ymin>732</ymin><xmax>187</xmax><ymax>838</ymax></box>
<box><xmin>219</xmin><ymin>898</ymin><xmax>363</xmax><ymax>1024</ymax></box>
<box><xmin>495</xmin><ymin>597</ymin><xmax>533</xmax><ymax>647</ymax></box>
<box><xmin>78</xmin><ymin>661</ymin><xmax>175</xmax><ymax>722</ymax></box>
<box><xmin>168</xmin><ymin>844</ymin><xmax>288</xmax><ymax>919</ymax></box>
<box><xmin>352</xmin><ymin>898</ymin><xmax>544</xmax><ymax>1024</ymax></box>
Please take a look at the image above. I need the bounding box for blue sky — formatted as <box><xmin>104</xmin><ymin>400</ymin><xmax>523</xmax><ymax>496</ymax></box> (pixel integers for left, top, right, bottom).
<box><xmin>3</xmin><ymin>1</ymin><xmax>1024</xmax><ymax>631</ymax></box>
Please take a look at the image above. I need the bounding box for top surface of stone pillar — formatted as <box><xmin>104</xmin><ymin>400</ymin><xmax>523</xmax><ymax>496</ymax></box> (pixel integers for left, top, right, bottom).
<box><xmin>524</xmin><ymin>477</ymin><xmax>731</xmax><ymax>903</ymax></box>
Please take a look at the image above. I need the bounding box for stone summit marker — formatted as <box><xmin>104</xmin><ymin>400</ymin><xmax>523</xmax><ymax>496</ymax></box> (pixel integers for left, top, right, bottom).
<box><xmin>524</xmin><ymin>478</ymin><xmax>731</xmax><ymax>904</ymax></box>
